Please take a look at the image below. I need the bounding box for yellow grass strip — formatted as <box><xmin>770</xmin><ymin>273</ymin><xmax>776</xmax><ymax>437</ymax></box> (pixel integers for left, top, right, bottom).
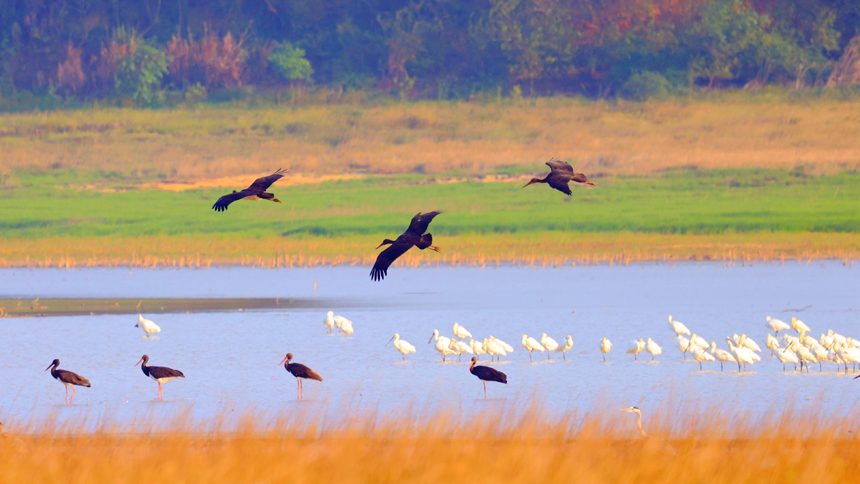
<box><xmin>1</xmin><ymin>408</ymin><xmax>859</xmax><ymax>484</ymax></box>
<box><xmin>0</xmin><ymin>233</ymin><xmax>857</xmax><ymax>269</ymax></box>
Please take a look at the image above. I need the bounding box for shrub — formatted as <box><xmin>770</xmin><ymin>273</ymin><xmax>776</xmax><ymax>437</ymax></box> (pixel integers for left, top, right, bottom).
<box><xmin>620</xmin><ymin>71</ymin><xmax>671</xmax><ymax>101</ymax></box>
<box><xmin>269</xmin><ymin>42</ymin><xmax>314</xmax><ymax>85</ymax></box>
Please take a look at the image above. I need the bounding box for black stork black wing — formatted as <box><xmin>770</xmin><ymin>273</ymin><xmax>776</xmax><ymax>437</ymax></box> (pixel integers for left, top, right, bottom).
<box><xmin>211</xmin><ymin>168</ymin><xmax>289</xmax><ymax>212</ymax></box>
<box><xmin>247</xmin><ymin>168</ymin><xmax>289</xmax><ymax>191</ymax></box>
<box><xmin>546</xmin><ymin>159</ymin><xmax>574</xmax><ymax>173</ymax></box>
<box><xmin>54</xmin><ymin>369</ymin><xmax>92</xmax><ymax>387</ymax></box>
<box><xmin>471</xmin><ymin>365</ymin><xmax>507</xmax><ymax>384</ymax></box>
<box><xmin>370</xmin><ymin>237</ymin><xmax>415</xmax><ymax>281</ymax></box>
<box><xmin>406</xmin><ymin>211</ymin><xmax>441</xmax><ymax>235</ymax></box>
<box><xmin>212</xmin><ymin>188</ymin><xmax>255</xmax><ymax>211</ymax></box>
<box><xmin>146</xmin><ymin>365</ymin><xmax>185</xmax><ymax>380</ymax></box>
<box><xmin>287</xmin><ymin>363</ymin><xmax>323</xmax><ymax>381</ymax></box>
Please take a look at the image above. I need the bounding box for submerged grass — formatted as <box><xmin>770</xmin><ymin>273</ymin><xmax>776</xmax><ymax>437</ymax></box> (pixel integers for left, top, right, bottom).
<box><xmin>2</xmin><ymin>406</ymin><xmax>859</xmax><ymax>484</ymax></box>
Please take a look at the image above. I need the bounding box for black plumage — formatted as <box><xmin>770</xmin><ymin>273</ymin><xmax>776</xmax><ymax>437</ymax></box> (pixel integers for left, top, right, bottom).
<box><xmin>45</xmin><ymin>359</ymin><xmax>91</xmax><ymax>404</ymax></box>
<box><xmin>279</xmin><ymin>353</ymin><xmax>323</xmax><ymax>399</ymax></box>
<box><xmin>212</xmin><ymin>168</ymin><xmax>289</xmax><ymax>211</ymax></box>
<box><xmin>135</xmin><ymin>354</ymin><xmax>185</xmax><ymax>400</ymax></box>
<box><xmin>370</xmin><ymin>211</ymin><xmax>441</xmax><ymax>281</ymax></box>
<box><xmin>522</xmin><ymin>159</ymin><xmax>595</xmax><ymax>196</ymax></box>
<box><xmin>469</xmin><ymin>357</ymin><xmax>507</xmax><ymax>399</ymax></box>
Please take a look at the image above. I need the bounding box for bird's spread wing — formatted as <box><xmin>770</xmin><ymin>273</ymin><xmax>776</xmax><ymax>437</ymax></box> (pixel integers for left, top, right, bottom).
<box><xmin>547</xmin><ymin>176</ymin><xmax>573</xmax><ymax>195</ymax></box>
<box><xmin>407</xmin><ymin>211</ymin><xmax>441</xmax><ymax>235</ymax></box>
<box><xmin>212</xmin><ymin>188</ymin><xmax>255</xmax><ymax>211</ymax></box>
<box><xmin>370</xmin><ymin>239</ymin><xmax>414</xmax><ymax>281</ymax></box>
<box><xmin>546</xmin><ymin>159</ymin><xmax>573</xmax><ymax>173</ymax></box>
<box><xmin>248</xmin><ymin>168</ymin><xmax>289</xmax><ymax>191</ymax></box>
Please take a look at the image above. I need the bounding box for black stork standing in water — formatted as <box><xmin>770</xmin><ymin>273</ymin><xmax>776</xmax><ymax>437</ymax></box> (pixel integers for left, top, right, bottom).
<box><xmin>45</xmin><ymin>359</ymin><xmax>91</xmax><ymax>404</ymax></box>
<box><xmin>370</xmin><ymin>211</ymin><xmax>441</xmax><ymax>281</ymax></box>
<box><xmin>279</xmin><ymin>353</ymin><xmax>323</xmax><ymax>400</ymax></box>
<box><xmin>469</xmin><ymin>357</ymin><xmax>507</xmax><ymax>399</ymax></box>
<box><xmin>135</xmin><ymin>355</ymin><xmax>185</xmax><ymax>401</ymax></box>
<box><xmin>211</xmin><ymin>168</ymin><xmax>290</xmax><ymax>212</ymax></box>
<box><xmin>522</xmin><ymin>159</ymin><xmax>595</xmax><ymax>196</ymax></box>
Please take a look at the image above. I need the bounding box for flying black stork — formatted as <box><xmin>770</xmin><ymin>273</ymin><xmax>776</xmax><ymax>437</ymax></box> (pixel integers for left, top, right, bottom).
<box><xmin>469</xmin><ymin>357</ymin><xmax>507</xmax><ymax>399</ymax></box>
<box><xmin>279</xmin><ymin>353</ymin><xmax>323</xmax><ymax>400</ymax></box>
<box><xmin>45</xmin><ymin>359</ymin><xmax>91</xmax><ymax>404</ymax></box>
<box><xmin>135</xmin><ymin>355</ymin><xmax>185</xmax><ymax>401</ymax></box>
<box><xmin>370</xmin><ymin>211</ymin><xmax>441</xmax><ymax>281</ymax></box>
<box><xmin>522</xmin><ymin>159</ymin><xmax>595</xmax><ymax>196</ymax></box>
<box><xmin>211</xmin><ymin>168</ymin><xmax>290</xmax><ymax>212</ymax></box>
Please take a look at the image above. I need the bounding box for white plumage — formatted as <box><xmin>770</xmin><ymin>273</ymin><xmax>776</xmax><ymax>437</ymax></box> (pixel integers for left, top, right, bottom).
<box><xmin>135</xmin><ymin>314</ymin><xmax>161</xmax><ymax>338</ymax></box>
<box><xmin>452</xmin><ymin>323</ymin><xmax>472</xmax><ymax>339</ymax></box>
<box><xmin>387</xmin><ymin>333</ymin><xmax>416</xmax><ymax>360</ymax></box>
<box><xmin>522</xmin><ymin>335</ymin><xmax>545</xmax><ymax>361</ymax></box>
<box><xmin>667</xmin><ymin>315</ymin><xmax>690</xmax><ymax>336</ymax></box>
<box><xmin>540</xmin><ymin>333</ymin><xmax>559</xmax><ymax>360</ymax></box>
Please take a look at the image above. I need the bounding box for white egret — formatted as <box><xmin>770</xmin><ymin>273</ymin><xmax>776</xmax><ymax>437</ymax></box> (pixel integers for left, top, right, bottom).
<box><xmin>674</xmin><ymin>335</ymin><xmax>692</xmax><ymax>359</ymax></box>
<box><xmin>620</xmin><ymin>406</ymin><xmax>649</xmax><ymax>437</ymax></box>
<box><xmin>452</xmin><ymin>323</ymin><xmax>472</xmax><ymax>340</ymax></box>
<box><xmin>484</xmin><ymin>338</ymin><xmax>506</xmax><ymax>361</ymax></box>
<box><xmin>386</xmin><ymin>333</ymin><xmax>416</xmax><ymax>360</ymax></box>
<box><xmin>791</xmin><ymin>338</ymin><xmax>819</xmax><ymax>370</ymax></box>
<box><xmin>333</xmin><ymin>313</ymin><xmax>354</xmax><ymax>335</ymax></box>
<box><xmin>429</xmin><ymin>330</ymin><xmax>455</xmax><ymax>362</ymax></box>
<box><xmin>626</xmin><ymin>338</ymin><xmax>646</xmax><ymax>361</ymax></box>
<box><xmin>765</xmin><ymin>334</ymin><xmax>780</xmax><ymax>355</ymax></box>
<box><xmin>689</xmin><ymin>333</ymin><xmax>708</xmax><ymax>350</ymax></box>
<box><xmin>765</xmin><ymin>316</ymin><xmax>790</xmax><ymax>334</ymax></box>
<box><xmin>739</xmin><ymin>334</ymin><xmax>762</xmax><ymax>353</ymax></box>
<box><xmin>522</xmin><ymin>335</ymin><xmax>545</xmax><ymax>361</ymax></box>
<box><xmin>667</xmin><ymin>316</ymin><xmax>690</xmax><ymax>336</ymax></box>
<box><xmin>470</xmin><ymin>339</ymin><xmax>486</xmax><ymax>360</ymax></box>
<box><xmin>645</xmin><ymin>338</ymin><xmax>662</xmax><ymax>361</ymax></box>
<box><xmin>324</xmin><ymin>311</ymin><xmax>336</xmax><ymax>334</ymax></box>
<box><xmin>791</xmin><ymin>317</ymin><xmax>810</xmax><ymax>334</ymax></box>
<box><xmin>691</xmin><ymin>346</ymin><xmax>715</xmax><ymax>370</ymax></box>
<box><xmin>556</xmin><ymin>335</ymin><xmax>573</xmax><ymax>360</ymax></box>
<box><xmin>708</xmin><ymin>342</ymin><xmax>736</xmax><ymax>371</ymax></box>
<box><xmin>541</xmin><ymin>334</ymin><xmax>559</xmax><ymax>360</ymax></box>
<box><xmin>449</xmin><ymin>338</ymin><xmax>474</xmax><ymax>361</ymax></box>
<box><xmin>776</xmin><ymin>341</ymin><xmax>800</xmax><ymax>371</ymax></box>
<box><xmin>490</xmin><ymin>336</ymin><xmax>514</xmax><ymax>354</ymax></box>
<box><xmin>726</xmin><ymin>338</ymin><xmax>756</xmax><ymax>372</ymax></box>
<box><xmin>600</xmin><ymin>337</ymin><xmax>612</xmax><ymax>362</ymax></box>
<box><xmin>135</xmin><ymin>314</ymin><xmax>161</xmax><ymax>338</ymax></box>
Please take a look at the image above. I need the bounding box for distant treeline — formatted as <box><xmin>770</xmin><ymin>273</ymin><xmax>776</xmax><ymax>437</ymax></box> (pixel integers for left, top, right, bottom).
<box><xmin>1</xmin><ymin>0</ymin><xmax>858</xmax><ymax>107</ymax></box>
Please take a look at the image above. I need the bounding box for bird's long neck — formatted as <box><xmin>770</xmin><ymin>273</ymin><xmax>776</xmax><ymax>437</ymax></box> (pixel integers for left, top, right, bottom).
<box><xmin>636</xmin><ymin>414</ymin><xmax>647</xmax><ymax>437</ymax></box>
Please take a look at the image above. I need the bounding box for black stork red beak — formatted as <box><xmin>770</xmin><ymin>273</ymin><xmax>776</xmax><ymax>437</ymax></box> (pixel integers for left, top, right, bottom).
<box><xmin>586</xmin><ymin>181</ymin><xmax>596</xmax><ymax>186</ymax></box>
<box><xmin>522</xmin><ymin>178</ymin><xmax>540</xmax><ymax>189</ymax></box>
<box><xmin>134</xmin><ymin>355</ymin><xmax>147</xmax><ymax>367</ymax></box>
<box><xmin>45</xmin><ymin>359</ymin><xmax>59</xmax><ymax>371</ymax></box>
<box><xmin>375</xmin><ymin>239</ymin><xmax>395</xmax><ymax>250</ymax></box>
<box><xmin>278</xmin><ymin>353</ymin><xmax>293</xmax><ymax>366</ymax></box>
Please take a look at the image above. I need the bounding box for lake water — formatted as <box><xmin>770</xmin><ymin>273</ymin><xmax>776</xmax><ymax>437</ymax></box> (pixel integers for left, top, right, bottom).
<box><xmin>0</xmin><ymin>262</ymin><xmax>857</xmax><ymax>432</ymax></box>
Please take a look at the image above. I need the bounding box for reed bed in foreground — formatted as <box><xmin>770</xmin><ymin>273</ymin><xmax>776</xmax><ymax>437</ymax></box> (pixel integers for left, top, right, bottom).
<box><xmin>0</xmin><ymin>233</ymin><xmax>857</xmax><ymax>270</ymax></box>
<box><xmin>1</xmin><ymin>406</ymin><xmax>859</xmax><ymax>484</ymax></box>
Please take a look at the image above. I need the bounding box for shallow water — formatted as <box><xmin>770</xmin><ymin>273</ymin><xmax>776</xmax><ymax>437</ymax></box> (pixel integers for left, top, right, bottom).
<box><xmin>0</xmin><ymin>262</ymin><xmax>857</xmax><ymax>431</ymax></box>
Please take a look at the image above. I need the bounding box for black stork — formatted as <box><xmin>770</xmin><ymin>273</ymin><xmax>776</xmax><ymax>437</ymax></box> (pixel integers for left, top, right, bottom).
<box><xmin>211</xmin><ymin>168</ymin><xmax>290</xmax><ymax>212</ymax></box>
<box><xmin>370</xmin><ymin>211</ymin><xmax>441</xmax><ymax>281</ymax></box>
<box><xmin>279</xmin><ymin>353</ymin><xmax>323</xmax><ymax>400</ymax></box>
<box><xmin>45</xmin><ymin>359</ymin><xmax>91</xmax><ymax>404</ymax></box>
<box><xmin>469</xmin><ymin>357</ymin><xmax>507</xmax><ymax>399</ymax></box>
<box><xmin>135</xmin><ymin>355</ymin><xmax>185</xmax><ymax>401</ymax></box>
<box><xmin>522</xmin><ymin>159</ymin><xmax>595</xmax><ymax>196</ymax></box>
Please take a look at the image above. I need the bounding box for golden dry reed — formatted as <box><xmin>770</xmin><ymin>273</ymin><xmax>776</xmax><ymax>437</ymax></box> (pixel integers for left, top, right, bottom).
<box><xmin>0</xmin><ymin>232</ymin><xmax>857</xmax><ymax>270</ymax></box>
<box><xmin>2</xmin><ymin>98</ymin><xmax>860</xmax><ymax>180</ymax></box>
<box><xmin>1</xmin><ymin>405</ymin><xmax>859</xmax><ymax>484</ymax></box>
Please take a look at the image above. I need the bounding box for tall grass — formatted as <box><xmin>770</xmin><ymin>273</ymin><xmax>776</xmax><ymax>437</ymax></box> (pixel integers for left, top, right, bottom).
<box><xmin>2</xmin><ymin>96</ymin><xmax>860</xmax><ymax>180</ymax></box>
<box><xmin>2</xmin><ymin>406</ymin><xmax>859</xmax><ymax>484</ymax></box>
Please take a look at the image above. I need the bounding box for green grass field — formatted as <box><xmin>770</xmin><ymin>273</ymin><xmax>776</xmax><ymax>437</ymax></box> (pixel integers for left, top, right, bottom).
<box><xmin>1</xmin><ymin>168</ymin><xmax>857</xmax><ymax>239</ymax></box>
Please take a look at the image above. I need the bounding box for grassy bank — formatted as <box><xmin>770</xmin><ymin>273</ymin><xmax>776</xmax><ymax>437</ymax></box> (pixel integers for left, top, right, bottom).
<box><xmin>1</xmin><ymin>408</ymin><xmax>858</xmax><ymax>484</ymax></box>
<box><xmin>2</xmin><ymin>96</ymin><xmax>860</xmax><ymax>182</ymax></box>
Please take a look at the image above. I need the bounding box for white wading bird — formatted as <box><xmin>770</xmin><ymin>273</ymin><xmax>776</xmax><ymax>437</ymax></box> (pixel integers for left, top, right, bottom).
<box><xmin>452</xmin><ymin>323</ymin><xmax>472</xmax><ymax>339</ymax></box>
<box><xmin>429</xmin><ymin>329</ymin><xmax>455</xmax><ymax>362</ymax></box>
<box><xmin>556</xmin><ymin>335</ymin><xmax>573</xmax><ymax>360</ymax></box>
<box><xmin>136</xmin><ymin>314</ymin><xmax>161</xmax><ymax>338</ymax></box>
<box><xmin>600</xmin><ymin>337</ymin><xmax>612</xmax><ymax>361</ymax></box>
<box><xmin>766</xmin><ymin>316</ymin><xmax>790</xmax><ymax>335</ymax></box>
<box><xmin>668</xmin><ymin>315</ymin><xmax>691</xmax><ymax>336</ymax></box>
<box><xmin>726</xmin><ymin>338</ymin><xmax>756</xmax><ymax>372</ymax></box>
<box><xmin>621</xmin><ymin>406</ymin><xmax>649</xmax><ymax>437</ymax></box>
<box><xmin>329</xmin><ymin>311</ymin><xmax>354</xmax><ymax>335</ymax></box>
<box><xmin>675</xmin><ymin>335</ymin><xmax>692</xmax><ymax>359</ymax></box>
<box><xmin>484</xmin><ymin>338</ymin><xmax>506</xmax><ymax>361</ymax></box>
<box><xmin>645</xmin><ymin>338</ymin><xmax>662</xmax><ymax>361</ymax></box>
<box><xmin>324</xmin><ymin>311</ymin><xmax>336</xmax><ymax>334</ymax></box>
<box><xmin>776</xmin><ymin>341</ymin><xmax>800</xmax><ymax>371</ymax></box>
<box><xmin>708</xmin><ymin>342</ymin><xmax>736</xmax><ymax>371</ymax></box>
<box><xmin>449</xmin><ymin>338</ymin><xmax>474</xmax><ymax>361</ymax></box>
<box><xmin>386</xmin><ymin>333</ymin><xmax>416</xmax><ymax>360</ymax></box>
<box><xmin>490</xmin><ymin>336</ymin><xmax>515</xmax><ymax>354</ymax></box>
<box><xmin>541</xmin><ymin>334</ymin><xmax>559</xmax><ymax>360</ymax></box>
<box><xmin>522</xmin><ymin>335</ymin><xmax>545</xmax><ymax>361</ymax></box>
<box><xmin>791</xmin><ymin>317</ymin><xmax>810</xmax><ymax>335</ymax></box>
<box><xmin>627</xmin><ymin>338</ymin><xmax>646</xmax><ymax>361</ymax></box>
<box><xmin>691</xmin><ymin>346</ymin><xmax>715</xmax><ymax>370</ymax></box>
<box><xmin>470</xmin><ymin>339</ymin><xmax>486</xmax><ymax>360</ymax></box>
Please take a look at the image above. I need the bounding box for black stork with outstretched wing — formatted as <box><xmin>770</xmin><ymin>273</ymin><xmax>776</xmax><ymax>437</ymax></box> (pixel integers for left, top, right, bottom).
<box><xmin>370</xmin><ymin>211</ymin><xmax>441</xmax><ymax>281</ymax></box>
<box><xmin>212</xmin><ymin>168</ymin><xmax>290</xmax><ymax>212</ymax></box>
<box><xmin>522</xmin><ymin>159</ymin><xmax>595</xmax><ymax>196</ymax></box>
